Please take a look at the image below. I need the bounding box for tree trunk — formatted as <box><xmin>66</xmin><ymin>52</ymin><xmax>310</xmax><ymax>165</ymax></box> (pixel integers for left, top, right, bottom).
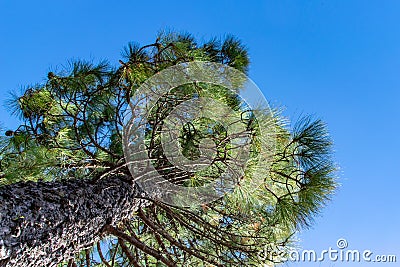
<box><xmin>0</xmin><ymin>175</ymin><xmax>142</xmax><ymax>267</ymax></box>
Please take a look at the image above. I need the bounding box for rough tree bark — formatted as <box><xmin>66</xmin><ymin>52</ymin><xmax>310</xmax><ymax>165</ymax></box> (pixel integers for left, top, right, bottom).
<box><xmin>0</xmin><ymin>175</ymin><xmax>143</xmax><ymax>267</ymax></box>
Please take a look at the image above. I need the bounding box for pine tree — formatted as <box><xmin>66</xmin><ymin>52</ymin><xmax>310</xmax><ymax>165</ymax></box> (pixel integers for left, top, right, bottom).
<box><xmin>0</xmin><ymin>32</ymin><xmax>337</xmax><ymax>266</ymax></box>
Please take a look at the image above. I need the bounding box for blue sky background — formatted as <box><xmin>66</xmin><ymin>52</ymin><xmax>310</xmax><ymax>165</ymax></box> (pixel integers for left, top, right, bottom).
<box><xmin>1</xmin><ymin>1</ymin><xmax>399</xmax><ymax>266</ymax></box>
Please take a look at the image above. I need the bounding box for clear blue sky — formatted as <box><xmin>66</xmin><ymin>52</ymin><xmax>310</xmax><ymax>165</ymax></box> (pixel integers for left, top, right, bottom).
<box><xmin>1</xmin><ymin>1</ymin><xmax>399</xmax><ymax>266</ymax></box>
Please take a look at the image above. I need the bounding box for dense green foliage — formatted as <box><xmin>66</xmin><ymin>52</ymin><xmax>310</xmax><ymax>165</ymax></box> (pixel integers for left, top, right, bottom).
<box><xmin>0</xmin><ymin>32</ymin><xmax>336</xmax><ymax>266</ymax></box>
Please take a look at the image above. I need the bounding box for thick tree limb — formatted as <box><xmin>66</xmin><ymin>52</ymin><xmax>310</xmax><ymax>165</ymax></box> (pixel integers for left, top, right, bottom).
<box><xmin>0</xmin><ymin>175</ymin><xmax>143</xmax><ymax>267</ymax></box>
